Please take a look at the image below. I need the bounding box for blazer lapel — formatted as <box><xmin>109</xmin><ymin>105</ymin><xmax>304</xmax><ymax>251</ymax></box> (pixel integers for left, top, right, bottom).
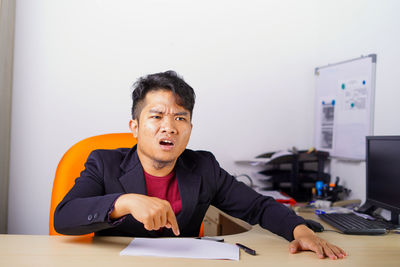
<box><xmin>175</xmin><ymin>157</ymin><xmax>201</xmax><ymax>231</ymax></box>
<box><xmin>118</xmin><ymin>147</ymin><xmax>147</xmax><ymax>194</ymax></box>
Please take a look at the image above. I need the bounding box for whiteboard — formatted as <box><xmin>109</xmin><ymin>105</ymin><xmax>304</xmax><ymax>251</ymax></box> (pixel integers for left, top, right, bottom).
<box><xmin>314</xmin><ymin>55</ymin><xmax>376</xmax><ymax>160</ymax></box>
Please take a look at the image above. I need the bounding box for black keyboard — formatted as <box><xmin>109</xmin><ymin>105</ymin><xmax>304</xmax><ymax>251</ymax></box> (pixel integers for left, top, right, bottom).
<box><xmin>318</xmin><ymin>213</ymin><xmax>397</xmax><ymax>235</ymax></box>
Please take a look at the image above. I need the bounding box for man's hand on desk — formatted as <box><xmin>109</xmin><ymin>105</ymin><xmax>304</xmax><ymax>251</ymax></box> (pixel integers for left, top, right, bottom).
<box><xmin>110</xmin><ymin>194</ymin><xmax>180</xmax><ymax>236</ymax></box>
<box><xmin>290</xmin><ymin>224</ymin><xmax>346</xmax><ymax>260</ymax></box>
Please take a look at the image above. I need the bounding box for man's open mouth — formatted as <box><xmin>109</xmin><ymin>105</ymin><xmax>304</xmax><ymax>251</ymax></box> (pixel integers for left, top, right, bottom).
<box><xmin>159</xmin><ymin>139</ymin><xmax>174</xmax><ymax>147</ymax></box>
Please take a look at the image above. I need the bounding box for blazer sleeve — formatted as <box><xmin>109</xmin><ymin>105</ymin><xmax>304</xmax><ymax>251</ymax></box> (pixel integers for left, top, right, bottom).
<box><xmin>208</xmin><ymin>153</ymin><xmax>306</xmax><ymax>241</ymax></box>
<box><xmin>54</xmin><ymin>150</ymin><xmax>124</xmax><ymax>235</ymax></box>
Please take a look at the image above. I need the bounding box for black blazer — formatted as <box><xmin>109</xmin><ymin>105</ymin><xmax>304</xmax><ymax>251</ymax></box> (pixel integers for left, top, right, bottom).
<box><xmin>54</xmin><ymin>146</ymin><xmax>305</xmax><ymax>241</ymax></box>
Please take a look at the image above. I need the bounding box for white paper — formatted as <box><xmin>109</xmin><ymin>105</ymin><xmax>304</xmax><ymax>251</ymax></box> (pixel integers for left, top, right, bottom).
<box><xmin>234</xmin><ymin>158</ymin><xmax>272</xmax><ymax>166</ymax></box>
<box><xmin>120</xmin><ymin>238</ymin><xmax>239</xmax><ymax>261</ymax></box>
<box><xmin>338</xmin><ymin>78</ymin><xmax>368</xmax><ymax>111</ymax></box>
<box><xmin>235</xmin><ymin>150</ymin><xmax>293</xmax><ymax>166</ymax></box>
<box><xmin>315</xmin><ymin>96</ymin><xmax>335</xmax><ymax>151</ymax></box>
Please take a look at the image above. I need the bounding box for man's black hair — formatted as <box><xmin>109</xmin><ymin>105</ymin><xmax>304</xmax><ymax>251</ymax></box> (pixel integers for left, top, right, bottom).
<box><xmin>131</xmin><ymin>70</ymin><xmax>196</xmax><ymax>121</ymax></box>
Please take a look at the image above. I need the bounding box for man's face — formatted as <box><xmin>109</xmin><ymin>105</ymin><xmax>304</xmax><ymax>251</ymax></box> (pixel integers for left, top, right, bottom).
<box><xmin>129</xmin><ymin>90</ymin><xmax>192</xmax><ymax>169</ymax></box>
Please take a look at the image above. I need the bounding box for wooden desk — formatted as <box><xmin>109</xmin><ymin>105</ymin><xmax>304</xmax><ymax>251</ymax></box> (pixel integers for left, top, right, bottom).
<box><xmin>1</xmin><ymin>213</ymin><xmax>400</xmax><ymax>267</ymax></box>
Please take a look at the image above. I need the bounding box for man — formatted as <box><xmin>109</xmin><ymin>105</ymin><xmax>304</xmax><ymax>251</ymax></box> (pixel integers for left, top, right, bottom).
<box><xmin>55</xmin><ymin>71</ymin><xmax>346</xmax><ymax>260</ymax></box>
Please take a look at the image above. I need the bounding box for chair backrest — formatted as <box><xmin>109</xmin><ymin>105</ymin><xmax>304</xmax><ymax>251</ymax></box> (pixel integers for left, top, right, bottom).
<box><xmin>49</xmin><ymin>133</ymin><xmax>137</xmax><ymax>235</ymax></box>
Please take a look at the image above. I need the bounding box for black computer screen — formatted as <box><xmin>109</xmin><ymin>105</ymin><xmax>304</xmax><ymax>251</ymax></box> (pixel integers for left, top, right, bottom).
<box><xmin>367</xmin><ymin>136</ymin><xmax>400</xmax><ymax>212</ymax></box>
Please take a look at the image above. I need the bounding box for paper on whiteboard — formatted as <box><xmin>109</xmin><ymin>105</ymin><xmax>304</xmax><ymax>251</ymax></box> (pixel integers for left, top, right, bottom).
<box><xmin>316</xmin><ymin>97</ymin><xmax>336</xmax><ymax>151</ymax></box>
<box><xmin>338</xmin><ymin>78</ymin><xmax>368</xmax><ymax>111</ymax></box>
<box><xmin>333</xmin><ymin>77</ymin><xmax>369</xmax><ymax>159</ymax></box>
<box><xmin>120</xmin><ymin>238</ymin><xmax>240</xmax><ymax>261</ymax></box>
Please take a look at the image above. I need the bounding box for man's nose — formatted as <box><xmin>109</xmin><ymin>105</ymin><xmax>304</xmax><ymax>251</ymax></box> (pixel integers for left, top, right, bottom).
<box><xmin>160</xmin><ymin>117</ymin><xmax>177</xmax><ymax>134</ymax></box>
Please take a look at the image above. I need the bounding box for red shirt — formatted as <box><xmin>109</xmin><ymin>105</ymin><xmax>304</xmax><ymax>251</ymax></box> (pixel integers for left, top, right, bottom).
<box><xmin>144</xmin><ymin>170</ymin><xmax>182</xmax><ymax>215</ymax></box>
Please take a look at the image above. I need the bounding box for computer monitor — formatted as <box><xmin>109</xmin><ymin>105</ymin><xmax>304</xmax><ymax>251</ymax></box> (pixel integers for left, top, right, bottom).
<box><xmin>360</xmin><ymin>136</ymin><xmax>400</xmax><ymax>224</ymax></box>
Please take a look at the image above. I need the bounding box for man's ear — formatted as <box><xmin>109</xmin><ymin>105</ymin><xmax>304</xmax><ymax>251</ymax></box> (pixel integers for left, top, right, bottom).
<box><xmin>129</xmin><ymin>119</ymin><xmax>139</xmax><ymax>138</ymax></box>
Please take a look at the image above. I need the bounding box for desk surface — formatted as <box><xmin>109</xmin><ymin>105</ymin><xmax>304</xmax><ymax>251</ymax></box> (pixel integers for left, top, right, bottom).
<box><xmin>1</xmin><ymin>213</ymin><xmax>400</xmax><ymax>267</ymax></box>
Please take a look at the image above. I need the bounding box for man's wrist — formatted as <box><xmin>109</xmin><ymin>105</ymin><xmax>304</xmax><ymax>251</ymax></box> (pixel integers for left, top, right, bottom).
<box><xmin>110</xmin><ymin>194</ymin><xmax>129</xmax><ymax>219</ymax></box>
<box><xmin>293</xmin><ymin>224</ymin><xmax>315</xmax><ymax>240</ymax></box>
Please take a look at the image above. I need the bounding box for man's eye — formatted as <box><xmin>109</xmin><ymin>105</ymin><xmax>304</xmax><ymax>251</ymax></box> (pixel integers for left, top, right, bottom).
<box><xmin>176</xmin><ymin>117</ymin><xmax>186</xmax><ymax>121</ymax></box>
<box><xmin>151</xmin><ymin>116</ymin><xmax>161</xmax><ymax>119</ymax></box>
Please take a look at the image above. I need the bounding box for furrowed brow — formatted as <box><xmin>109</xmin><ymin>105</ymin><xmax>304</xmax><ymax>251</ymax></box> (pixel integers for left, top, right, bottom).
<box><xmin>174</xmin><ymin>111</ymin><xmax>189</xmax><ymax>116</ymax></box>
<box><xmin>148</xmin><ymin>109</ymin><xmax>188</xmax><ymax>117</ymax></box>
<box><xmin>149</xmin><ymin>109</ymin><xmax>164</xmax><ymax>114</ymax></box>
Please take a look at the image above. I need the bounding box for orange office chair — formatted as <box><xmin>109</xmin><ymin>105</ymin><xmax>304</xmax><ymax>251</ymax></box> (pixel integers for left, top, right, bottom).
<box><xmin>49</xmin><ymin>133</ymin><xmax>204</xmax><ymax>237</ymax></box>
<box><xmin>49</xmin><ymin>133</ymin><xmax>137</xmax><ymax>236</ymax></box>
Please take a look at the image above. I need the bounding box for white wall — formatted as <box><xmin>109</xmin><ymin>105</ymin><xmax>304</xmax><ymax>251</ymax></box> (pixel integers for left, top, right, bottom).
<box><xmin>313</xmin><ymin>1</ymin><xmax>400</xmax><ymax>202</ymax></box>
<box><xmin>8</xmin><ymin>0</ymin><xmax>400</xmax><ymax>234</ymax></box>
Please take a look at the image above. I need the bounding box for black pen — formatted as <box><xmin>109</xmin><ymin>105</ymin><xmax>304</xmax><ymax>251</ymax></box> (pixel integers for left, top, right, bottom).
<box><xmin>236</xmin><ymin>243</ymin><xmax>256</xmax><ymax>255</ymax></box>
